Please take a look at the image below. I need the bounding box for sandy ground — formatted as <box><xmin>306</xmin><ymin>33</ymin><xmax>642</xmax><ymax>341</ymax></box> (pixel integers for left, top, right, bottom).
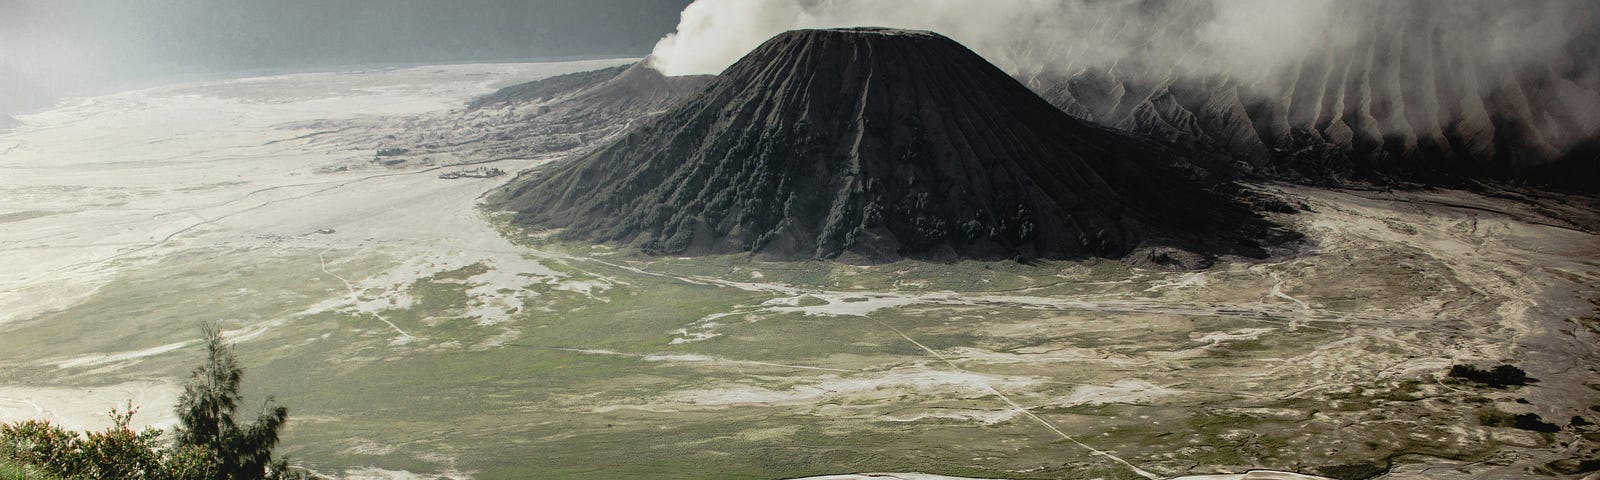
<box><xmin>0</xmin><ymin>59</ymin><xmax>632</xmax><ymax>328</ymax></box>
<box><xmin>0</xmin><ymin>59</ymin><xmax>631</xmax><ymax>434</ymax></box>
<box><xmin>0</xmin><ymin>380</ymin><xmax>179</xmax><ymax>432</ymax></box>
<box><xmin>556</xmin><ymin>182</ymin><xmax>1598</xmax><ymax>479</ymax></box>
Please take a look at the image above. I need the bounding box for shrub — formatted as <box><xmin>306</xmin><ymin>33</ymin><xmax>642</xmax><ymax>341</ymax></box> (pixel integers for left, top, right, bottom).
<box><xmin>1</xmin><ymin>324</ymin><xmax>298</xmax><ymax>479</ymax></box>
<box><xmin>174</xmin><ymin>323</ymin><xmax>302</xmax><ymax>480</ymax></box>
<box><xmin>0</xmin><ymin>403</ymin><xmax>219</xmax><ymax>480</ymax></box>
<box><xmin>1513</xmin><ymin>413</ymin><xmax>1562</xmax><ymax>433</ymax></box>
<box><xmin>0</xmin><ymin>420</ymin><xmax>76</xmax><ymax>476</ymax></box>
<box><xmin>0</xmin><ymin>458</ymin><xmax>62</xmax><ymax>480</ymax></box>
<box><xmin>1448</xmin><ymin>364</ymin><xmax>1529</xmax><ymax>387</ymax></box>
<box><xmin>74</xmin><ymin>404</ymin><xmax>164</xmax><ymax>479</ymax></box>
<box><xmin>1480</xmin><ymin>410</ymin><xmax>1561</xmax><ymax>433</ymax></box>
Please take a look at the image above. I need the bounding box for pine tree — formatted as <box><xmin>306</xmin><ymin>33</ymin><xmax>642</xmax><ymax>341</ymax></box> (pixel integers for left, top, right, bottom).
<box><xmin>174</xmin><ymin>323</ymin><xmax>301</xmax><ymax>480</ymax></box>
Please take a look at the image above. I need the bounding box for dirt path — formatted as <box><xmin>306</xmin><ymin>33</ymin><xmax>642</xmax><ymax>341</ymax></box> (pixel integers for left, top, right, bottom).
<box><xmin>320</xmin><ymin>250</ymin><xmax>416</xmax><ymax>343</ymax></box>
<box><xmin>869</xmin><ymin>317</ymin><xmax>1163</xmax><ymax>480</ymax></box>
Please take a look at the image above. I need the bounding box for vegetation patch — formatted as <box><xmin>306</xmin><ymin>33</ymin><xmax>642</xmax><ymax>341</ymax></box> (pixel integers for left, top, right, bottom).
<box><xmin>1</xmin><ymin>325</ymin><xmax>301</xmax><ymax>479</ymax></box>
<box><xmin>429</xmin><ymin>262</ymin><xmax>491</xmax><ymax>281</ymax></box>
<box><xmin>1314</xmin><ymin>462</ymin><xmax>1388</xmax><ymax>480</ymax></box>
<box><xmin>1479</xmin><ymin>410</ymin><xmax>1561</xmax><ymax>432</ymax></box>
<box><xmin>793</xmin><ymin>295</ymin><xmax>828</xmax><ymax>307</ymax></box>
<box><xmin>1447</xmin><ymin>364</ymin><xmax>1530</xmax><ymax>388</ymax></box>
<box><xmin>0</xmin><ymin>458</ymin><xmax>62</xmax><ymax>480</ymax></box>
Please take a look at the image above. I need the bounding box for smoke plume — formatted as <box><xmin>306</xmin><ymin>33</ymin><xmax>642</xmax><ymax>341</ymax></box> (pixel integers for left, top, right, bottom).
<box><xmin>651</xmin><ymin>0</ymin><xmax>1595</xmax><ymax>80</ymax></box>
<box><xmin>647</xmin><ymin>0</ymin><xmax>1600</xmax><ymax>171</ymax></box>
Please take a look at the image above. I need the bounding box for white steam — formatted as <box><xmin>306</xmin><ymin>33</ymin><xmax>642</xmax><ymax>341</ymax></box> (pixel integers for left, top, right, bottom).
<box><xmin>645</xmin><ymin>0</ymin><xmax>1600</xmax><ymax>159</ymax></box>
<box><xmin>647</xmin><ymin>0</ymin><xmax>1595</xmax><ymax>87</ymax></box>
<box><xmin>648</xmin><ymin>0</ymin><xmax>1080</xmax><ymax>77</ymax></box>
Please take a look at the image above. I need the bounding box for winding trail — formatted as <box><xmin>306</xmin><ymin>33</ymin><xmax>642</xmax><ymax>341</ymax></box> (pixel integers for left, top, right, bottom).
<box><xmin>319</xmin><ymin>250</ymin><xmax>416</xmax><ymax>342</ymax></box>
<box><xmin>1267</xmin><ymin>271</ymin><xmax>1311</xmax><ymax>311</ymax></box>
<box><xmin>870</xmin><ymin>318</ymin><xmax>1162</xmax><ymax>480</ymax></box>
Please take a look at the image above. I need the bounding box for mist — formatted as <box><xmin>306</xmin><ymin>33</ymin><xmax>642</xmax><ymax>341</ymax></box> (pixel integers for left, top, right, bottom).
<box><xmin>0</xmin><ymin>0</ymin><xmax>692</xmax><ymax>114</ymax></box>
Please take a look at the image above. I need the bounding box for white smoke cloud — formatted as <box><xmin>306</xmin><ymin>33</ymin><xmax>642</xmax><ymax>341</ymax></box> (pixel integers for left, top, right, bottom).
<box><xmin>645</xmin><ymin>0</ymin><xmax>1600</xmax><ymax>162</ymax></box>
<box><xmin>1198</xmin><ymin>0</ymin><xmax>1349</xmax><ymax>78</ymax></box>
<box><xmin>647</xmin><ymin>0</ymin><xmax>1077</xmax><ymax>77</ymax></box>
<box><xmin>647</xmin><ymin>0</ymin><xmax>1595</xmax><ymax>87</ymax></box>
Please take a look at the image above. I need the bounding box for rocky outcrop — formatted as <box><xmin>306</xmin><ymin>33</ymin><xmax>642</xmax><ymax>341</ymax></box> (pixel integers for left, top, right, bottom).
<box><xmin>497</xmin><ymin>28</ymin><xmax>1282</xmax><ymax>264</ymax></box>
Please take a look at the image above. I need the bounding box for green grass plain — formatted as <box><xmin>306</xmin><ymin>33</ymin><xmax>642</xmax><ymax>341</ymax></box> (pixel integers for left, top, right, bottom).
<box><xmin>0</xmin><ymin>230</ymin><xmax>1562</xmax><ymax>479</ymax></box>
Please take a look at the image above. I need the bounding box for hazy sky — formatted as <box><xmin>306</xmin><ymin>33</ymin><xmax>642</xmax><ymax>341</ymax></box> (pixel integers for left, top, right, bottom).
<box><xmin>0</xmin><ymin>0</ymin><xmax>692</xmax><ymax>112</ymax></box>
<box><xmin>6</xmin><ymin>0</ymin><xmax>1596</xmax><ymax>119</ymax></box>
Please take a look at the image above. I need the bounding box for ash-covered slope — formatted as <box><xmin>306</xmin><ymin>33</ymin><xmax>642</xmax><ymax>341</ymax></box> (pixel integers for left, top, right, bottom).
<box><xmin>497</xmin><ymin>28</ymin><xmax>1279</xmax><ymax>263</ymax></box>
<box><xmin>0</xmin><ymin>115</ymin><xmax>19</xmax><ymax>133</ymax></box>
<box><xmin>460</xmin><ymin>61</ymin><xmax>714</xmax><ymax>156</ymax></box>
<box><xmin>470</xmin><ymin>65</ymin><xmax>633</xmax><ymax>109</ymax></box>
<box><xmin>1026</xmin><ymin>6</ymin><xmax>1600</xmax><ymax>188</ymax></box>
<box><xmin>321</xmin><ymin>61</ymin><xmax>713</xmax><ymax>166</ymax></box>
<box><xmin>473</xmin><ymin>61</ymin><xmax>713</xmax><ymax>135</ymax></box>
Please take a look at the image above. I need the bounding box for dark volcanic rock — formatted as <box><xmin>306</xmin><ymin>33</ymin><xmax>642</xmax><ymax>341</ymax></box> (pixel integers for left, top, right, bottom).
<box><xmin>497</xmin><ymin>28</ymin><xmax>1280</xmax><ymax>263</ymax></box>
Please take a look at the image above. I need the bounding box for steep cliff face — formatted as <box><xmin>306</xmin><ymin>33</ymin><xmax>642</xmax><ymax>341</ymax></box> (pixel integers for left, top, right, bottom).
<box><xmin>1027</xmin><ymin>7</ymin><xmax>1600</xmax><ymax>188</ymax></box>
<box><xmin>497</xmin><ymin>28</ymin><xmax>1280</xmax><ymax>264</ymax></box>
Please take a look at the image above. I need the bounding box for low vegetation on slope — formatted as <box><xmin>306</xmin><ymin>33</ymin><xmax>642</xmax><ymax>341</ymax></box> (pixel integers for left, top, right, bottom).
<box><xmin>0</xmin><ymin>325</ymin><xmax>303</xmax><ymax>480</ymax></box>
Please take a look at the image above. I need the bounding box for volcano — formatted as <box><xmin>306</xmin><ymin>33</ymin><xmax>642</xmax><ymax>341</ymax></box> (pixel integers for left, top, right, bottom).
<box><xmin>496</xmin><ymin>28</ymin><xmax>1280</xmax><ymax>264</ymax></box>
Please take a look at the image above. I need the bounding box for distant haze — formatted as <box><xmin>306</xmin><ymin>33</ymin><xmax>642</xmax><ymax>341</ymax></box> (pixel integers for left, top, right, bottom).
<box><xmin>0</xmin><ymin>0</ymin><xmax>691</xmax><ymax>113</ymax></box>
